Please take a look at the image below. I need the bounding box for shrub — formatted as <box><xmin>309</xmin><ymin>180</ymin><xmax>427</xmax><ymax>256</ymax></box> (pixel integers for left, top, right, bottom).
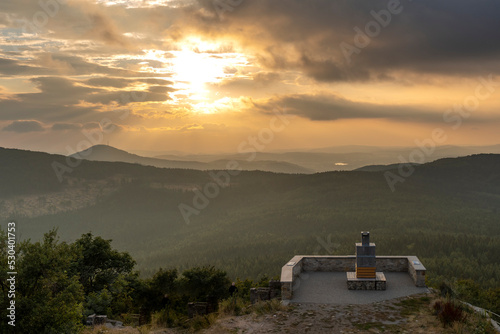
<box><xmin>432</xmin><ymin>298</ymin><xmax>464</xmax><ymax>326</ymax></box>
<box><xmin>150</xmin><ymin>308</ymin><xmax>187</xmax><ymax>328</ymax></box>
<box><xmin>251</xmin><ymin>299</ymin><xmax>288</xmax><ymax>316</ymax></box>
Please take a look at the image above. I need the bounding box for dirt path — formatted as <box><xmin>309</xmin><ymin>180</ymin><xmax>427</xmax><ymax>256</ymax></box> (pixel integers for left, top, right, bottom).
<box><xmin>92</xmin><ymin>293</ymin><xmax>494</xmax><ymax>333</ymax></box>
<box><xmin>202</xmin><ymin>294</ymin><xmax>451</xmax><ymax>333</ymax></box>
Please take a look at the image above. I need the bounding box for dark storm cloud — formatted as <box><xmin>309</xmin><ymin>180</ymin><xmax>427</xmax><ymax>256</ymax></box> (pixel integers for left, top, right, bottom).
<box><xmin>299</xmin><ymin>55</ymin><xmax>370</xmax><ymax>82</ymax></box>
<box><xmin>3</xmin><ymin>120</ymin><xmax>44</xmax><ymax>132</ymax></box>
<box><xmin>185</xmin><ymin>0</ymin><xmax>500</xmax><ymax>82</ymax></box>
<box><xmin>252</xmin><ymin>94</ymin><xmax>443</xmax><ymax>123</ymax></box>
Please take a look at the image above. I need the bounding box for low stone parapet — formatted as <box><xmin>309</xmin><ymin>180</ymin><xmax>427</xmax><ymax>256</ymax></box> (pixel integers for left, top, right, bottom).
<box><xmin>250</xmin><ymin>287</ymin><xmax>271</xmax><ymax>304</ymax></box>
<box><xmin>408</xmin><ymin>256</ymin><xmax>426</xmax><ymax>287</ymax></box>
<box><xmin>281</xmin><ymin>255</ymin><xmax>425</xmax><ymax>300</ymax></box>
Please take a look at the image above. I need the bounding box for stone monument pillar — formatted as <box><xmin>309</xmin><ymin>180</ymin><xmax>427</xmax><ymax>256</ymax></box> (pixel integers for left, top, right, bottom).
<box><xmin>347</xmin><ymin>231</ymin><xmax>386</xmax><ymax>290</ymax></box>
<box><xmin>356</xmin><ymin>231</ymin><xmax>376</xmax><ymax>278</ymax></box>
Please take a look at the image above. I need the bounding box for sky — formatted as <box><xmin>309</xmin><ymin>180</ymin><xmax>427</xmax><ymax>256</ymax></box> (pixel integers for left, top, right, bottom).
<box><xmin>0</xmin><ymin>0</ymin><xmax>500</xmax><ymax>155</ymax></box>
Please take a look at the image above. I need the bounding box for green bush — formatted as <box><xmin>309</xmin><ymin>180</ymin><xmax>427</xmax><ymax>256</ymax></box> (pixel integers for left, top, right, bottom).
<box><xmin>1</xmin><ymin>230</ymin><xmax>85</xmax><ymax>334</ymax></box>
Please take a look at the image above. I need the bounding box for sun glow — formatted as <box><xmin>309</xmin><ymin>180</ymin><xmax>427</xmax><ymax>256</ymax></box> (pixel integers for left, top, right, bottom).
<box><xmin>140</xmin><ymin>38</ymin><xmax>249</xmax><ymax>112</ymax></box>
<box><xmin>170</xmin><ymin>49</ymin><xmax>226</xmax><ymax>96</ymax></box>
<box><xmin>171</xmin><ymin>38</ymin><xmax>248</xmax><ymax>108</ymax></box>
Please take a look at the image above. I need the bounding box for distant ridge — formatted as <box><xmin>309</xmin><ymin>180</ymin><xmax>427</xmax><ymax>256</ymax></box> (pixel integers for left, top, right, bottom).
<box><xmin>71</xmin><ymin>145</ymin><xmax>207</xmax><ymax>169</ymax></box>
<box><xmin>354</xmin><ymin>163</ymin><xmax>421</xmax><ymax>172</ymax></box>
<box><xmin>152</xmin><ymin>144</ymin><xmax>500</xmax><ymax>172</ymax></box>
<box><xmin>71</xmin><ymin>145</ymin><xmax>314</xmax><ymax>174</ymax></box>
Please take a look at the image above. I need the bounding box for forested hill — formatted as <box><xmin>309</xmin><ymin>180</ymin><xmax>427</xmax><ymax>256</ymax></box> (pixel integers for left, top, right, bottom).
<box><xmin>2</xmin><ymin>146</ymin><xmax>500</xmax><ymax>198</ymax></box>
<box><xmin>1</xmin><ymin>147</ymin><xmax>500</xmax><ymax>289</ymax></box>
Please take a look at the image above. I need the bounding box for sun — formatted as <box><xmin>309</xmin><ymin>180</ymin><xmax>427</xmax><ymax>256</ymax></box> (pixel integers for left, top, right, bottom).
<box><xmin>170</xmin><ymin>48</ymin><xmax>226</xmax><ymax>98</ymax></box>
<box><xmin>140</xmin><ymin>37</ymin><xmax>249</xmax><ymax>112</ymax></box>
<box><xmin>170</xmin><ymin>37</ymin><xmax>248</xmax><ymax>99</ymax></box>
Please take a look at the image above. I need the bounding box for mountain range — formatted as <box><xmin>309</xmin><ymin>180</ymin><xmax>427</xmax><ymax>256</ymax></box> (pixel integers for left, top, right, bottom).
<box><xmin>74</xmin><ymin>144</ymin><xmax>500</xmax><ymax>173</ymax></box>
<box><xmin>1</xmin><ymin>147</ymin><xmax>499</xmax><ymax>288</ymax></box>
<box><xmin>71</xmin><ymin>145</ymin><xmax>314</xmax><ymax>174</ymax></box>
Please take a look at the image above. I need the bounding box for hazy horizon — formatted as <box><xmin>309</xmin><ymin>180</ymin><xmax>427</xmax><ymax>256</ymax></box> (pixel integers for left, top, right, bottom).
<box><xmin>3</xmin><ymin>142</ymin><xmax>500</xmax><ymax>158</ymax></box>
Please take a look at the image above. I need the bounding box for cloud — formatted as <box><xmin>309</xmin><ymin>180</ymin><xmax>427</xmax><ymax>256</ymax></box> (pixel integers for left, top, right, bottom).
<box><xmin>5</xmin><ymin>0</ymin><xmax>500</xmax><ymax>83</ymax></box>
<box><xmin>250</xmin><ymin>94</ymin><xmax>444</xmax><ymax>123</ymax></box>
<box><xmin>0</xmin><ymin>57</ymin><xmax>50</xmax><ymax>76</ymax></box>
<box><xmin>201</xmin><ymin>123</ymin><xmax>226</xmax><ymax>131</ymax></box>
<box><xmin>0</xmin><ymin>75</ymin><xmax>174</xmax><ymax>122</ymax></box>
<box><xmin>104</xmin><ymin>122</ymin><xmax>124</xmax><ymax>133</ymax></box>
<box><xmin>30</xmin><ymin>76</ymin><xmax>96</xmax><ymax>99</ymax></box>
<box><xmin>85</xmin><ymin>90</ymin><xmax>171</xmax><ymax>105</ymax></box>
<box><xmin>252</xmin><ymin>72</ymin><xmax>281</xmax><ymax>85</ymax></box>
<box><xmin>85</xmin><ymin>77</ymin><xmax>131</xmax><ymax>88</ymax></box>
<box><xmin>147</xmin><ymin>85</ymin><xmax>175</xmax><ymax>94</ymax></box>
<box><xmin>299</xmin><ymin>55</ymin><xmax>370</xmax><ymax>82</ymax></box>
<box><xmin>51</xmin><ymin>122</ymin><xmax>82</xmax><ymax>131</ymax></box>
<box><xmin>0</xmin><ymin>13</ymin><xmax>10</xmax><ymax>27</ymax></box>
<box><xmin>1</xmin><ymin>0</ymin><xmax>134</xmax><ymax>50</ymax></box>
<box><xmin>179</xmin><ymin>0</ymin><xmax>500</xmax><ymax>82</ymax></box>
<box><xmin>83</xmin><ymin>77</ymin><xmax>176</xmax><ymax>90</ymax></box>
<box><xmin>83</xmin><ymin>122</ymin><xmax>101</xmax><ymax>130</ymax></box>
<box><xmin>82</xmin><ymin>11</ymin><xmax>130</xmax><ymax>48</ymax></box>
<box><xmin>0</xmin><ymin>54</ymin><xmax>168</xmax><ymax>78</ymax></box>
<box><xmin>3</xmin><ymin>120</ymin><xmax>44</xmax><ymax>132</ymax></box>
<box><xmin>37</xmin><ymin>54</ymin><xmax>164</xmax><ymax>77</ymax></box>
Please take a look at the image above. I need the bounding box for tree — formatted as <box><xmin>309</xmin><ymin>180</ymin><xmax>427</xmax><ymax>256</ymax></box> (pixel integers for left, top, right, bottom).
<box><xmin>180</xmin><ymin>266</ymin><xmax>230</xmax><ymax>305</ymax></box>
<box><xmin>71</xmin><ymin>232</ymin><xmax>136</xmax><ymax>317</ymax></box>
<box><xmin>0</xmin><ymin>228</ymin><xmax>12</xmax><ymax>333</ymax></box>
<box><xmin>11</xmin><ymin>229</ymin><xmax>84</xmax><ymax>334</ymax></box>
<box><xmin>71</xmin><ymin>232</ymin><xmax>135</xmax><ymax>294</ymax></box>
<box><xmin>136</xmin><ymin>268</ymin><xmax>179</xmax><ymax>317</ymax></box>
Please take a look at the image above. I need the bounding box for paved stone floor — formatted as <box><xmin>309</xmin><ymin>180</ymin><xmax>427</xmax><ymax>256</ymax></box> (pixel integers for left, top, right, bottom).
<box><xmin>290</xmin><ymin>272</ymin><xmax>429</xmax><ymax>304</ymax></box>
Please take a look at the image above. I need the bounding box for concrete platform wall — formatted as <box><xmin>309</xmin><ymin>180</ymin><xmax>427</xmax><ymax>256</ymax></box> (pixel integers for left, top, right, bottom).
<box><xmin>301</xmin><ymin>256</ymin><xmax>409</xmax><ymax>272</ymax></box>
<box><xmin>281</xmin><ymin>255</ymin><xmax>426</xmax><ymax>300</ymax></box>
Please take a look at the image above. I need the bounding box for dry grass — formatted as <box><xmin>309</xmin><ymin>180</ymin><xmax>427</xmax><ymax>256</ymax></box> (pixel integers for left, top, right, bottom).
<box><xmin>81</xmin><ymin>325</ymin><xmax>141</xmax><ymax>334</ymax></box>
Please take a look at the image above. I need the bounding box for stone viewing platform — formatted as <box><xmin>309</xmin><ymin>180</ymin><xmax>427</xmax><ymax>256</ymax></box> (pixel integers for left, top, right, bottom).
<box><xmin>280</xmin><ymin>232</ymin><xmax>427</xmax><ymax>303</ymax></box>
